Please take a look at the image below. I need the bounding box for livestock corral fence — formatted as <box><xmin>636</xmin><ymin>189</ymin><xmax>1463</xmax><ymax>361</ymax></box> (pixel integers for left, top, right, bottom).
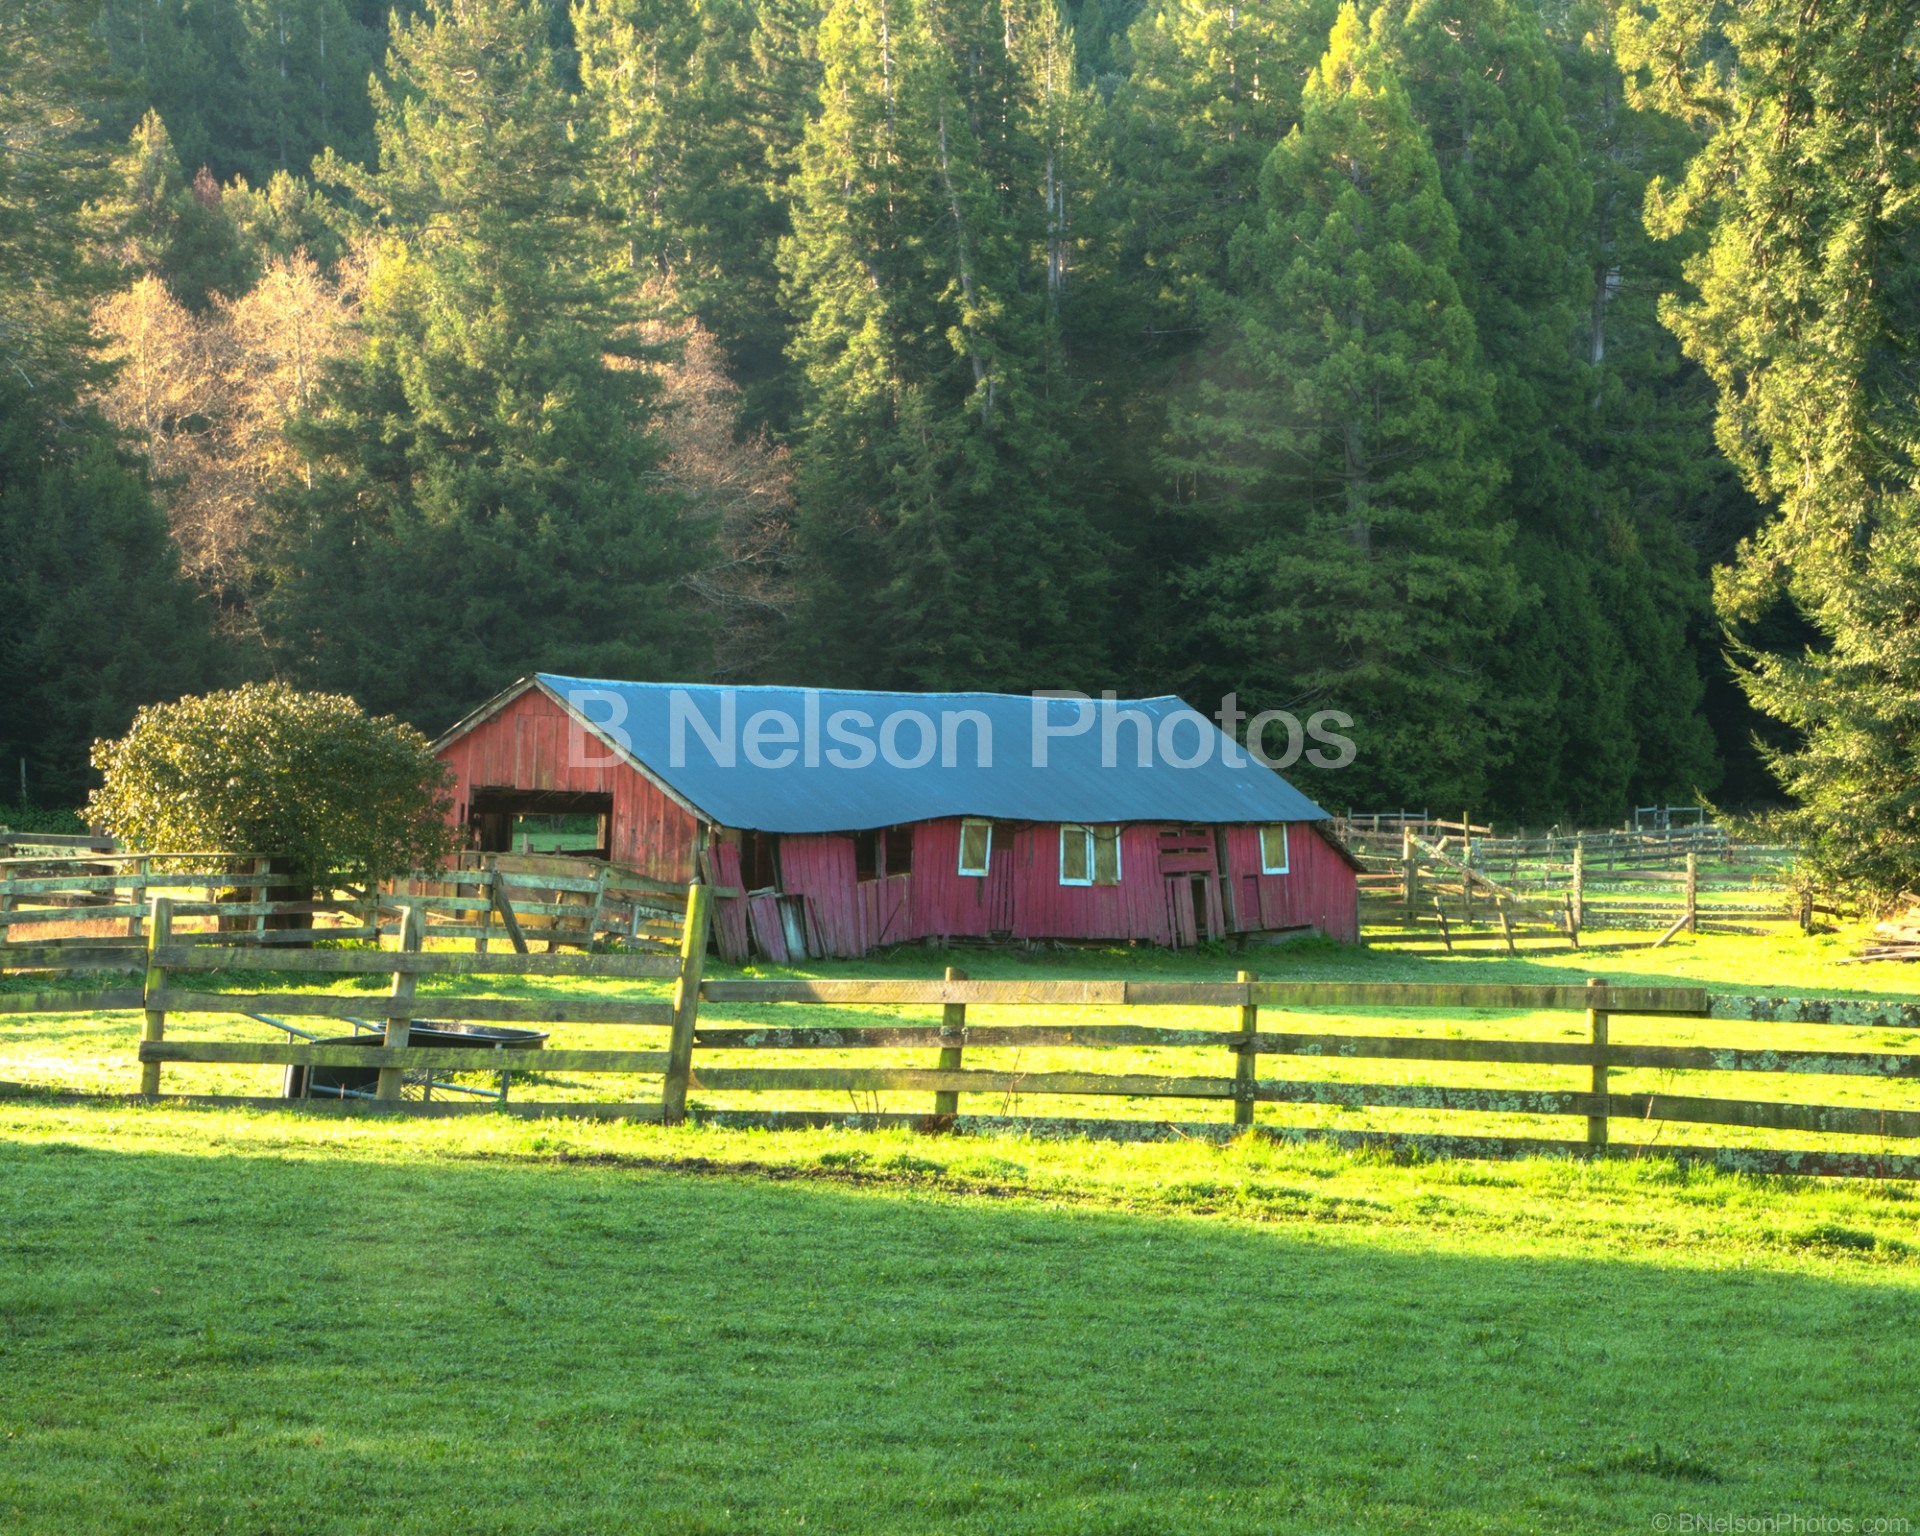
<box><xmin>2</xmin><ymin>880</ymin><xmax>1916</xmax><ymax>1181</ymax></box>
<box><xmin>0</xmin><ymin>847</ymin><xmax>708</xmax><ymax>965</ymax></box>
<box><xmin>1332</xmin><ymin>816</ymin><xmax>1805</xmax><ymax>951</ymax></box>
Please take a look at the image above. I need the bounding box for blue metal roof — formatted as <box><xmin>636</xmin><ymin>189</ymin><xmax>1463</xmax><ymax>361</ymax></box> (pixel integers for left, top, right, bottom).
<box><xmin>529</xmin><ymin>675</ymin><xmax>1330</xmax><ymax>834</ymax></box>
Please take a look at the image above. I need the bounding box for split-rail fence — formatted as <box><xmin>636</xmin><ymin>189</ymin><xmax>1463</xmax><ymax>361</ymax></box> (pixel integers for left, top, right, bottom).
<box><xmin>1339</xmin><ymin>823</ymin><xmax>1803</xmax><ymax>951</ymax></box>
<box><xmin>2</xmin><ymin>879</ymin><xmax>1915</xmax><ymax>1181</ymax></box>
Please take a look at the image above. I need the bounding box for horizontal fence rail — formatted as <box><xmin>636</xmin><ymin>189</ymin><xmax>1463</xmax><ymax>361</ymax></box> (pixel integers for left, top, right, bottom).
<box><xmin>1342</xmin><ymin>824</ymin><xmax>1804</xmax><ymax>951</ymax></box>
<box><xmin>0</xmin><ymin>851</ymin><xmax>711</xmax><ymax>969</ymax></box>
<box><xmin>1</xmin><ymin>882</ymin><xmax>1913</xmax><ymax>1179</ymax></box>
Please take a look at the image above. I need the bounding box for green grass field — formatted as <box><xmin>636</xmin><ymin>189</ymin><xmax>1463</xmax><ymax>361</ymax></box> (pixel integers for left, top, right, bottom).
<box><xmin>3</xmin><ymin>931</ymin><xmax>1918</xmax><ymax>1532</ymax></box>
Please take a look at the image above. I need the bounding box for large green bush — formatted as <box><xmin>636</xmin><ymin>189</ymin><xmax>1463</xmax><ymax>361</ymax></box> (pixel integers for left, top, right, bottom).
<box><xmin>88</xmin><ymin>684</ymin><xmax>456</xmax><ymax>883</ymax></box>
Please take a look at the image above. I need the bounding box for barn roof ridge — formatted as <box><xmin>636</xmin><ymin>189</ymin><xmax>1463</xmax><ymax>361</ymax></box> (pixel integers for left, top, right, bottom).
<box><xmin>536</xmin><ymin>677</ymin><xmax>1197</xmax><ymax>705</ymax></box>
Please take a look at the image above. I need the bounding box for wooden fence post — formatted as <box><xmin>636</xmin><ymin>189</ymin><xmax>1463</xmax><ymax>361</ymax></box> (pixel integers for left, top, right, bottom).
<box><xmin>1401</xmin><ymin>826</ymin><xmax>1418</xmax><ymax>907</ymax></box>
<box><xmin>660</xmin><ymin>881</ymin><xmax>714</xmax><ymax>1125</ymax></box>
<box><xmin>1685</xmin><ymin>850</ymin><xmax>1698</xmax><ymax>934</ymax></box>
<box><xmin>477</xmin><ymin>859</ymin><xmax>495</xmax><ymax>955</ymax></box>
<box><xmin>1234</xmin><ymin>969</ymin><xmax>1258</xmax><ymax>1130</ymax></box>
<box><xmin>128</xmin><ymin>855</ymin><xmax>149</xmax><ymax>941</ymax></box>
<box><xmin>253</xmin><ymin>855</ymin><xmax>272</xmax><ymax>944</ymax></box>
<box><xmin>139</xmin><ymin>896</ymin><xmax>174</xmax><ymax>1097</ymax></box>
<box><xmin>934</xmin><ymin>964</ymin><xmax>967</xmax><ymax>1117</ymax></box>
<box><xmin>376</xmin><ymin>903</ymin><xmax>423</xmax><ymax>1102</ymax></box>
<box><xmin>1571</xmin><ymin>837</ymin><xmax>1585</xmax><ymax>932</ymax></box>
<box><xmin>1586</xmin><ymin>976</ymin><xmax>1608</xmax><ymax>1151</ymax></box>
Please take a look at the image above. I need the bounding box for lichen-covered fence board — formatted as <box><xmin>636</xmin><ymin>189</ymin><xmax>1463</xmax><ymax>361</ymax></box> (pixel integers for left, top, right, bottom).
<box><xmin>688</xmin><ymin>1066</ymin><xmax>1241</xmax><ymax>1099</ymax></box>
<box><xmin>151</xmin><ymin>945</ymin><xmax>681</xmax><ymax>979</ymax></box>
<box><xmin>146</xmin><ymin>990</ymin><xmax>677</xmax><ymax>1028</ymax></box>
<box><xmin>140</xmin><ymin>1043</ymin><xmax>672</xmax><ymax>1075</ymax></box>
<box><xmin>697</xmin><ymin>978</ymin><xmax>1710</xmax><ymax>1014</ymax></box>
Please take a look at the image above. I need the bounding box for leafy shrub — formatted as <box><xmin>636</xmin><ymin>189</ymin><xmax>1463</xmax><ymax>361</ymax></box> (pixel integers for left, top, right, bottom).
<box><xmin>0</xmin><ymin>804</ymin><xmax>88</xmax><ymax>835</ymax></box>
<box><xmin>88</xmin><ymin>683</ymin><xmax>455</xmax><ymax>883</ymax></box>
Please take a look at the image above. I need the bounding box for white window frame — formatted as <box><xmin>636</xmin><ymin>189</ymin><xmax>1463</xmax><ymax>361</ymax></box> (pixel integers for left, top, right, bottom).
<box><xmin>1059</xmin><ymin>824</ymin><xmax>1093</xmax><ymax>886</ymax></box>
<box><xmin>957</xmin><ymin>817</ymin><xmax>992</xmax><ymax>877</ymax></box>
<box><xmin>1060</xmin><ymin>825</ymin><xmax>1123</xmax><ymax>887</ymax></box>
<box><xmin>1260</xmin><ymin>823</ymin><xmax>1290</xmax><ymax>875</ymax></box>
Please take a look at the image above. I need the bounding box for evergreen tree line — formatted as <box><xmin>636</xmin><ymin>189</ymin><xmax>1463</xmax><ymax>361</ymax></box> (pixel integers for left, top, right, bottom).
<box><xmin>2</xmin><ymin>0</ymin><xmax>1879</xmax><ymax>841</ymax></box>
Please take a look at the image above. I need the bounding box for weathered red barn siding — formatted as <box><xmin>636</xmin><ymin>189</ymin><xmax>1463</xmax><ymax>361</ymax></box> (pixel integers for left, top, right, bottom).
<box><xmin>903</xmin><ymin>817</ymin><xmax>1015</xmax><ymax>941</ymax></box>
<box><xmin>767</xmin><ymin>819</ymin><xmax>1355</xmax><ymax>955</ymax></box>
<box><xmin>1005</xmin><ymin>822</ymin><xmax>1176</xmax><ymax>944</ymax></box>
<box><xmin>1220</xmin><ymin>823</ymin><xmax>1359</xmax><ymax>943</ymax></box>
<box><xmin>435</xmin><ymin>689</ymin><xmax>700</xmax><ymax>883</ymax></box>
<box><xmin>705</xmin><ymin>841</ymin><xmax>752</xmax><ymax>962</ymax></box>
<box><xmin>774</xmin><ymin>835</ymin><xmax>862</xmax><ymax>956</ymax></box>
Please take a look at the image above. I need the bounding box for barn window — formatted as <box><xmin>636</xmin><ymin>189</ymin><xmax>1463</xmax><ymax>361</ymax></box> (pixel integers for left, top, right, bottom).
<box><xmin>957</xmin><ymin>817</ymin><xmax>992</xmax><ymax>877</ymax></box>
<box><xmin>1260</xmin><ymin>824</ymin><xmax>1290</xmax><ymax>875</ymax></box>
<box><xmin>1061</xmin><ymin>825</ymin><xmax>1121</xmax><ymax>886</ymax></box>
<box><xmin>854</xmin><ymin>828</ymin><xmax>880</xmax><ymax>882</ymax></box>
<box><xmin>885</xmin><ymin>824</ymin><xmax>913</xmax><ymax>876</ymax></box>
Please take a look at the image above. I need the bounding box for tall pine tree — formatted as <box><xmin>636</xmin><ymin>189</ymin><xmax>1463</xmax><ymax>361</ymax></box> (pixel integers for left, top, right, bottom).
<box><xmin>1164</xmin><ymin>4</ymin><xmax>1519</xmax><ymax>806</ymax></box>
<box><xmin>576</xmin><ymin>0</ymin><xmax>820</xmax><ymax>431</ymax></box>
<box><xmin>259</xmin><ymin>0</ymin><xmax>711</xmax><ymax>730</ymax></box>
<box><xmin>1624</xmin><ymin>0</ymin><xmax>1920</xmax><ymax>898</ymax></box>
<box><xmin>777</xmin><ymin>0</ymin><xmax>1111</xmax><ymax>690</ymax></box>
<box><xmin>1376</xmin><ymin>0</ymin><xmax>1718</xmax><ymax>819</ymax></box>
<box><xmin>0</xmin><ymin>0</ymin><xmax>220</xmax><ymax>806</ymax></box>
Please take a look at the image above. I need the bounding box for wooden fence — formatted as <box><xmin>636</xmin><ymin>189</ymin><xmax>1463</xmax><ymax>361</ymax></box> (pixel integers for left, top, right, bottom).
<box><xmin>2</xmin><ymin>884</ymin><xmax>1916</xmax><ymax>1179</ymax></box>
<box><xmin>0</xmin><ymin>855</ymin><xmax>377</xmax><ymax>962</ymax></box>
<box><xmin>115</xmin><ymin>886</ymin><xmax>714</xmax><ymax>1112</ymax></box>
<box><xmin>0</xmin><ymin>851</ymin><xmax>716</xmax><ymax>969</ymax></box>
<box><xmin>1345</xmin><ymin>827</ymin><xmax>1802</xmax><ymax>950</ymax></box>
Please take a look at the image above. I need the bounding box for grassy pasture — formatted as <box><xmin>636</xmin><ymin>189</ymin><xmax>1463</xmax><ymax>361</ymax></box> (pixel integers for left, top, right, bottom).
<box><xmin>2</xmin><ymin>931</ymin><xmax>1918</xmax><ymax>1532</ymax></box>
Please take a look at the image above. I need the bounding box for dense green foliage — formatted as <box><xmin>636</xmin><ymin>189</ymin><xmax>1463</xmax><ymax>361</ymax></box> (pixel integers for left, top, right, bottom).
<box><xmin>0</xmin><ymin>804</ymin><xmax>89</xmax><ymax>835</ymax></box>
<box><xmin>24</xmin><ymin>0</ymin><xmax>1919</xmax><ymax>844</ymax></box>
<box><xmin>0</xmin><ymin>1</ymin><xmax>221</xmax><ymax>810</ymax></box>
<box><xmin>87</xmin><ymin>682</ymin><xmax>455</xmax><ymax>881</ymax></box>
<box><xmin>1617</xmin><ymin>0</ymin><xmax>1920</xmax><ymax>904</ymax></box>
<box><xmin>778</xmin><ymin>0</ymin><xmax>1114</xmax><ymax>688</ymax></box>
<box><xmin>257</xmin><ymin>0</ymin><xmax>714</xmax><ymax>727</ymax></box>
<box><xmin>95</xmin><ymin>0</ymin><xmax>384</xmax><ymax>185</ymax></box>
<box><xmin>1164</xmin><ymin>7</ymin><xmax>1519</xmax><ymax>807</ymax></box>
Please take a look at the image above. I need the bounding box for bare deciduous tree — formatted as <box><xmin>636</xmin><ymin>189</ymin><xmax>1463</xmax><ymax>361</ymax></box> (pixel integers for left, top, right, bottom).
<box><xmin>630</xmin><ymin>303</ymin><xmax>794</xmax><ymax>677</ymax></box>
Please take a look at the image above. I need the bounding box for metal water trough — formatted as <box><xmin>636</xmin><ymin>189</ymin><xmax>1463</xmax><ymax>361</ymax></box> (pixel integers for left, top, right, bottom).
<box><xmin>282</xmin><ymin>1020</ymin><xmax>548</xmax><ymax>1101</ymax></box>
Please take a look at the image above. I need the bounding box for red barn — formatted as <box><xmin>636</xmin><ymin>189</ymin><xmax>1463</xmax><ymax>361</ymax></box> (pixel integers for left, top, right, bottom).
<box><xmin>433</xmin><ymin>675</ymin><xmax>1361</xmax><ymax>961</ymax></box>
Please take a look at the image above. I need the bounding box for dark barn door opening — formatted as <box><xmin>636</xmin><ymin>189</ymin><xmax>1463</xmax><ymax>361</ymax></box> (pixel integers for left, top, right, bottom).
<box><xmin>468</xmin><ymin>787</ymin><xmax>614</xmax><ymax>858</ymax></box>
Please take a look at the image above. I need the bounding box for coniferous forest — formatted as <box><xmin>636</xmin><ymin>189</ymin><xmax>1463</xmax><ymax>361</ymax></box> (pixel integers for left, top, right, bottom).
<box><xmin>4</xmin><ymin>0</ymin><xmax>1917</xmax><ymax>873</ymax></box>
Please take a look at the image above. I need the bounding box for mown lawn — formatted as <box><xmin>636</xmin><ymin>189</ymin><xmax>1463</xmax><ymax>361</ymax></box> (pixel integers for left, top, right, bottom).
<box><xmin>2</xmin><ymin>931</ymin><xmax>1918</xmax><ymax>1532</ymax></box>
<box><xmin>1</xmin><ymin>1106</ymin><xmax>1917</xmax><ymax>1534</ymax></box>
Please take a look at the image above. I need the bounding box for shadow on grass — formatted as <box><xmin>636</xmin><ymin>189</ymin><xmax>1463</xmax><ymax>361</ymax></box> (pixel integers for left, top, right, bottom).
<box><xmin>1</xmin><ymin>1140</ymin><xmax>1915</xmax><ymax>1535</ymax></box>
<box><xmin>759</xmin><ymin>938</ymin><xmax>1920</xmax><ymax>1004</ymax></box>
